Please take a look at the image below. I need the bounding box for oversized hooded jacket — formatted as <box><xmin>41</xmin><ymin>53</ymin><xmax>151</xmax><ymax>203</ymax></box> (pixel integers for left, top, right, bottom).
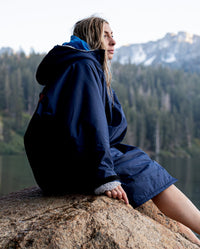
<box><xmin>24</xmin><ymin>44</ymin><xmax>127</xmax><ymax>194</ymax></box>
<box><xmin>24</xmin><ymin>40</ymin><xmax>177</xmax><ymax>207</ymax></box>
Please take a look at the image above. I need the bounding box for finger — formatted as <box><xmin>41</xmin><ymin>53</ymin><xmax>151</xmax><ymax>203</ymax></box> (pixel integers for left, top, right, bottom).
<box><xmin>111</xmin><ymin>189</ymin><xmax>118</xmax><ymax>199</ymax></box>
<box><xmin>105</xmin><ymin>190</ymin><xmax>112</xmax><ymax>198</ymax></box>
<box><xmin>117</xmin><ymin>185</ymin><xmax>124</xmax><ymax>192</ymax></box>
<box><xmin>117</xmin><ymin>186</ymin><xmax>129</xmax><ymax>205</ymax></box>
<box><xmin>115</xmin><ymin>189</ymin><xmax>123</xmax><ymax>200</ymax></box>
<box><xmin>122</xmin><ymin>191</ymin><xmax>129</xmax><ymax>205</ymax></box>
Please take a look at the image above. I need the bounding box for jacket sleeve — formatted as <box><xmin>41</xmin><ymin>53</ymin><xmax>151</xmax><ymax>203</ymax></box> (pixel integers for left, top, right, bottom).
<box><xmin>60</xmin><ymin>60</ymin><xmax>120</xmax><ymax>188</ymax></box>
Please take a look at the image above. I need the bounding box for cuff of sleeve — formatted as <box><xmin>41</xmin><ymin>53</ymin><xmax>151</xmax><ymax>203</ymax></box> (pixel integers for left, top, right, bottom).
<box><xmin>94</xmin><ymin>181</ymin><xmax>121</xmax><ymax>195</ymax></box>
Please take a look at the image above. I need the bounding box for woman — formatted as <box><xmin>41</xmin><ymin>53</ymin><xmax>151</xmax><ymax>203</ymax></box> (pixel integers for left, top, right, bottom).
<box><xmin>24</xmin><ymin>16</ymin><xmax>200</xmax><ymax>245</ymax></box>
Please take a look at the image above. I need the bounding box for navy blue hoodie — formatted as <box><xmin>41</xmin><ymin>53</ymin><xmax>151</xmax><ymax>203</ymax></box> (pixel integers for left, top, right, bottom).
<box><xmin>24</xmin><ymin>44</ymin><xmax>127</xmax><ymax>194</ymax></box>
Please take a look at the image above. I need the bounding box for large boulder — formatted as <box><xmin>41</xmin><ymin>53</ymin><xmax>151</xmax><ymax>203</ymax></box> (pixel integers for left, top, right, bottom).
<box><xmin>0</xmin><ymin>187</ymin><xmax>199</xmax><ymax>248</ymax></box>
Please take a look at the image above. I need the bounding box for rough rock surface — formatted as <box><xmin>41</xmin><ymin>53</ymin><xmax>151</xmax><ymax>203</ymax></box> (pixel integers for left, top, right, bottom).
<box><xmin>0</xmin><ymin>187</ymin><xmax>199</xmax><ymax>249</ymax></box>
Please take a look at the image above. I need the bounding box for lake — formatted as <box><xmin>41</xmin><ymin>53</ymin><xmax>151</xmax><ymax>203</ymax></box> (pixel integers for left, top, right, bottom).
<box><xmin>0</xmin><ymin>154</ymin><xmax>200</xmax><ymax>210</ymax></box>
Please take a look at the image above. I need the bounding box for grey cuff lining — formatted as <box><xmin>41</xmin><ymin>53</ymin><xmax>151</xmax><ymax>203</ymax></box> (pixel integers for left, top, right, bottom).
<box><xmin>94</xmin><ymin>181</ymin><xmax>121</xmax><ymax>195</ymax></box>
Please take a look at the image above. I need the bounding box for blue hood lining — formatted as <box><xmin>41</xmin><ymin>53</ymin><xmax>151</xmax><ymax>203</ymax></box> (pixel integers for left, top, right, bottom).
<box><xmin>62</xmin><ymin>35</ymin><xmax>90</xmax><ymax>51</ymax></box>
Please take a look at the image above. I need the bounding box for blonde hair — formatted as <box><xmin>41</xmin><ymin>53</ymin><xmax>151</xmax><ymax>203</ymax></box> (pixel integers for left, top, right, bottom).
<box><xmin>73</xmin><ymin>16</ymin><xmax>112</xmax><ymax>92</ymax></box>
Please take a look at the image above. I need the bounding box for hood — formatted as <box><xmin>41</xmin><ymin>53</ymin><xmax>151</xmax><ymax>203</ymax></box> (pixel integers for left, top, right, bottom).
<box><xmin>62</xmin><ymin>35</ymin><xmax>91</xmax><ymax>51</ymax></box>
<box><xmin>36</xmin><ymin>43</ymin><xmax>105</xmax><ymax>86</ymax></box>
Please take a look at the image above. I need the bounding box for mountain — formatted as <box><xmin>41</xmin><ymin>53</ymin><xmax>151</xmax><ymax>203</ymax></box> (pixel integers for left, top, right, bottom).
<box><xmin>0</xmin><ymin>47</ymin><xmax>14</xmax><ymax>56</ymax></box>
<box><xmin>113</xmin><ymin>31</ymin><xmax>200</xmax><ymax>72</ymax></box>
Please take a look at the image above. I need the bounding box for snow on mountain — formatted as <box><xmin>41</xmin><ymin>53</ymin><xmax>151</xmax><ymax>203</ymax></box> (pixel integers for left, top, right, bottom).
<box><xmin>0</xmin><ymin>47</ymin><xmax>13</xmax><ymax>56</ymax></box>
<box><xmin>113</xmin><ymin>31</ymin><xmax>200</xmax><ymax>72</ymax></box>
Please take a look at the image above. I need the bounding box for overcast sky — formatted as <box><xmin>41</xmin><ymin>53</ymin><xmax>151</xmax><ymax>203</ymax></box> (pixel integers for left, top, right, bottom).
<box><xmin>1</xmin><ymin>0</ymin><xmax>200</xmax><ymax>53</ymax></box>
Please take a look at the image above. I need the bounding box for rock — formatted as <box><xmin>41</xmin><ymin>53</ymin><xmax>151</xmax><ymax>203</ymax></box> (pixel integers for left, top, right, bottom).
<box><xmin>0</xmin><ymin>187</ymin><xmax>199</xmax><ymax>249</ymax></box>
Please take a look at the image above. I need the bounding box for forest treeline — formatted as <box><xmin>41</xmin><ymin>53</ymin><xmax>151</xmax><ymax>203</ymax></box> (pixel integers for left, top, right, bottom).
<box><xmin>112</xmin><ymin>62</ymin><xmax>200</xmax><ymax>157</ymax></box>
<box><xmin>0</xmin><ymin>51</ymin><xmax>43</xmax><ymax>154</ymax></box>
<box><xmin>0</xmin><ymin>50</ymin><xmax>200</xmax><ymax>156</ymax></box>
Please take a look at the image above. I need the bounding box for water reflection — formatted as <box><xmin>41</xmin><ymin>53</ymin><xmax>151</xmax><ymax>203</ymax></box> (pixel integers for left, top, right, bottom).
<box><xmin>158</xmin><ymin>156</ymin><xmax>200</xmax><ymax>209</ymax></box>
<box><xmin>0</xmin><ymin>155</ymin><xmax>36</xmax><ymax>196</ymax></box>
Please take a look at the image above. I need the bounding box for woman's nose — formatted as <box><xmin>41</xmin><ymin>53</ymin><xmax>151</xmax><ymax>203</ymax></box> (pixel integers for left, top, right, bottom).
<box><xmin>110</xmin><ymin>37</ymin><xmax>116</xmax><ymax>46</ymax></box>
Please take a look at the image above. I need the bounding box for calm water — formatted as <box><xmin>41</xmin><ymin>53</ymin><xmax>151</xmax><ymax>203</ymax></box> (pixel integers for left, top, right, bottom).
<box><xmin>0</xmin><ymin>155</ymin><xmax>36</xmax><ymax>196</ymax></box>
<box><xmin>158</xmin><ymin>156</ymin><xmax>200</xmax><ymax>209</ymax></box>
<box><xmin>0</xmin><ymin>154</ymin><xmax>200</xmax><ymax>210</ymax></box>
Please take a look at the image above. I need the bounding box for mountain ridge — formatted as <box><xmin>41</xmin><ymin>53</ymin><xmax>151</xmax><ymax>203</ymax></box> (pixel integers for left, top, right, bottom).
<box><xmin>1</xmin><ymin>31</ymin><xmax>200</xmax><ymax>72</ymax></box>
<box><xmin>113</xmin><ymin>31</ymin><xmax>200</xmax><ymax>72</ymax></box>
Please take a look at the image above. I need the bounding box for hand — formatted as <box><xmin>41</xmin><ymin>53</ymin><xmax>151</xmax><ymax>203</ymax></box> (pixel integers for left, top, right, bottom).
<box><xmin>105</xmin><ymin>185</ymin><xmax>129</xmax><ymax>205</ymax></box>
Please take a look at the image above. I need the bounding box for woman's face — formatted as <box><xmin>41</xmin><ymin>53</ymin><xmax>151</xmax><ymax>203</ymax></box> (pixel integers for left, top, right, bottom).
<box><xmin>102</xmin><ymin>23</ymin><xmax>116</xmax><ymax>60</ymax></box>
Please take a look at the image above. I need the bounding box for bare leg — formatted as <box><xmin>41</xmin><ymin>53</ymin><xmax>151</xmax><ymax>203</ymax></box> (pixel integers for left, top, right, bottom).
<box><xmin>152</xmin><ymin>184</ymin><xmax>200</xmax><ymax>245</ymax></box>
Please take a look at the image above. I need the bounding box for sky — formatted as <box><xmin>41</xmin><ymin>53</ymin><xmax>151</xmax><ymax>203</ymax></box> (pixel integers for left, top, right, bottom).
<box><xmin>1</xmin><ymin>0</ymin><xmax>200</xmax><ymax>53</ymax></box>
